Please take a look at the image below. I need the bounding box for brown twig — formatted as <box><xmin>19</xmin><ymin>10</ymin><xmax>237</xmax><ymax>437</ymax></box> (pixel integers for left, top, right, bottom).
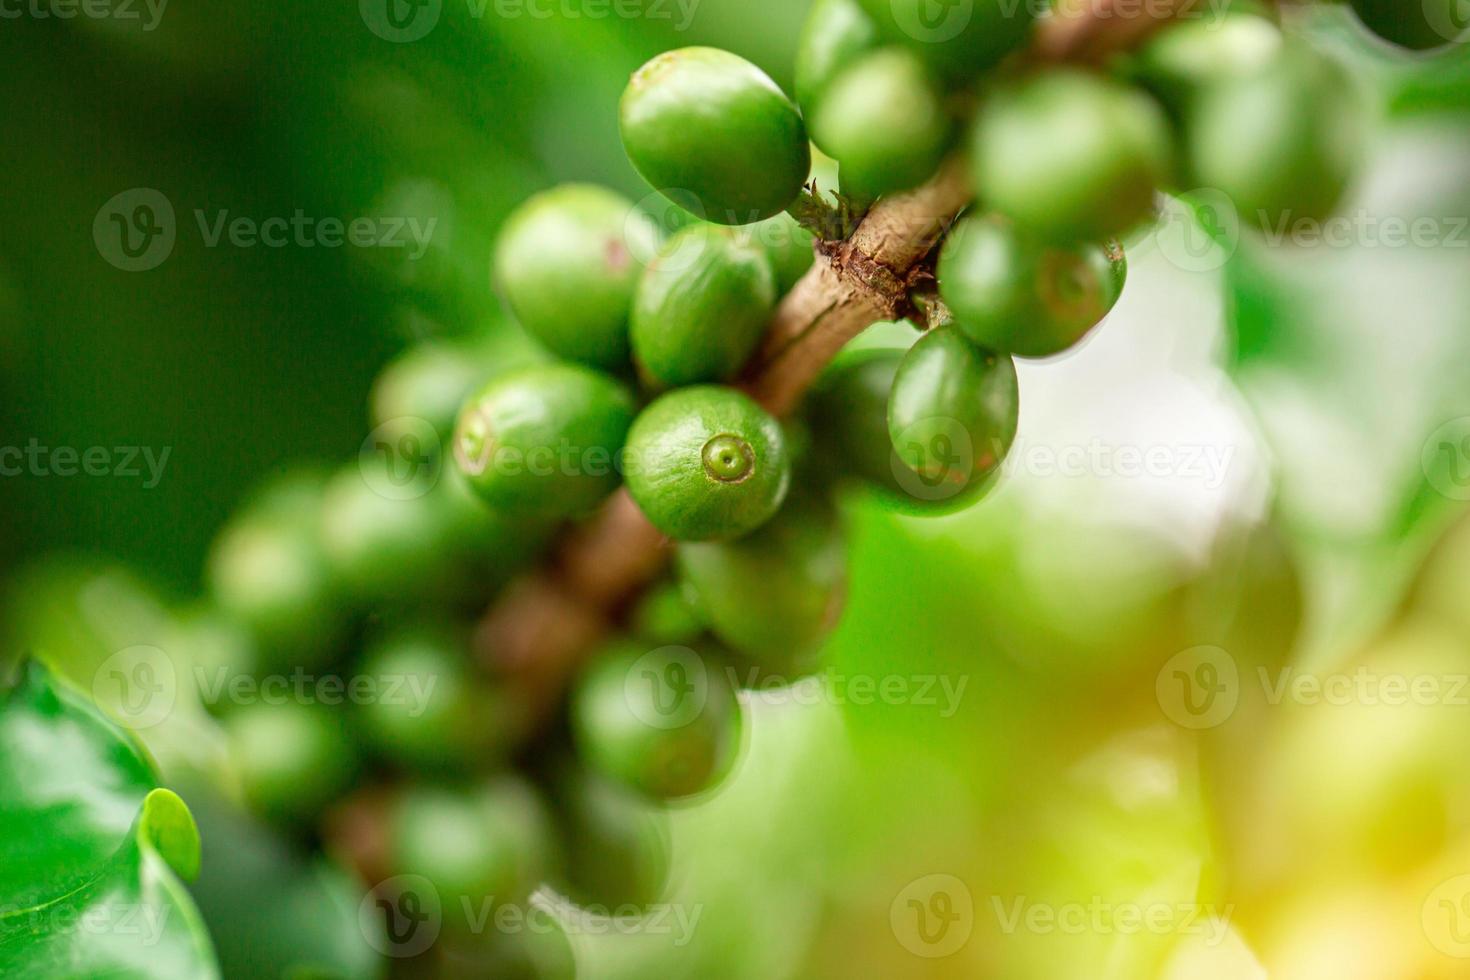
<box><xmin>1032</xmin><ymin>0</ymin><xmax>1220</xmax><ymax>64</ymax></box>
<box><xmin>474</xmin><ymin>1</ymin><xmax>1204</xmax><ymax>708</ymax></box>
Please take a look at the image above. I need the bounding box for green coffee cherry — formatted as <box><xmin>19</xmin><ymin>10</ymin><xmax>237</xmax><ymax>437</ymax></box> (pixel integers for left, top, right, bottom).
<box><xmin>571</xmin><ymin>641</ymin><xmax>740</xmax><ymax>801</ymax></box>
<box><xmin>1185</xmin><ymin>44</ymin><xmax>1362</xmax><ymax>229</ymax></box>
<box><xmin>748</xmin><ymin>212</ymin><xmax>816</xmax><ymax>293</ymax></box>
<box><xmin>319</xmin><ymin>463</ymin><xmax>447</xmax><ymax>601</ymax></box>
<box><xmin>206</xmin><ymin>470</ymin><xmax>341</xmax><ymax>667</ymax></box>
<box><xmin>806</xmin><ymin>347</ymin><xmax>906</xmax><ymax>492</ymax></box>
<box><xmin>972</xmin><ymin>71</ymin><xmax>1171</xmax><ymax>242</ymax></box>
<box><xmin>888</xmin><ymin>327</ymin><xmax>1018</xmax><ymax>507</ymax></box>
<box><xmin>624</xmin><ymin>386</ymin><xmax>791</xmax><ymax>541</ymax></box>
<box><xmin>621</xmin><ymin>47</ymin><xmax>810</xmax><ymax>224</ymax></box>
<box><xmin>1130</xmin><ymin>11</ymin><xmax>1285</xmax><ymax>117</ymax></box>
<box><xmin>795</xmin><ymin>0</ymin><xmax>879</xmax><ymax>120</ymax></box>
<box><xmin>1351</xmin><ymin>0</ymin><xmax>1466</xmax><ymax>50</ymax></box>
<box><xmin>493</xmin><ymin>184</ymin><xmax>654</xmax><ymax>369</ymax></box>
<box><xmin>435</xmin><ymin>463</ymin><xmax>557</xmax><ymax>593</ymax></box>
<box><xmin>225</xmin><ymin>701</ymin><xmax>358</xmax><ymax>826</ymax></box>
<box><xmin>370</xmin><ymin>329</ymin><xmax>545</xmax><ymax>444</ymax></box>
<box><xmin>852</xmin><ymin>0</ymin><xmax>1034</xmax><ymax>82</ymax></box>
<box><xmin>631</xmin><ymin>224</ymin><xmax>777</xmax><ymax>387</ymax></box>
<box><xmin>812</xmin><ymin>48</ymin><xmax>951</xmax><ymax>200</ymax></box>
<box><xmin>675</xmin><ymin>496</ymin><xmax>845</xmax><ymax>679</ymax></box>
<box><xmin>389</xmin><ymin>778</ymin><xmax>558</xmax><ymax>934</ymax></box>
<box><xmin>939</xmin><ymin>215</ymin><xmax>1126</xmax><ymax>358</ymax></box>
<box><xmin>629</xmin><ymin>582</ymin><xmax>707</xmax><ymax>646</ymax></box>
<box><xmin>454</xmin><ymin>364</ymin><xmax>636</xmax><ymax>518</ymax></box>
<box><xmin>552</xmin><ymin>765</ymin><xmax>671</xmax><ymax>907</ymax></box>
<box><xmin>355</xmin><ymin>627</ymin><xmax>526</xmax><ymax>771</ymax></box>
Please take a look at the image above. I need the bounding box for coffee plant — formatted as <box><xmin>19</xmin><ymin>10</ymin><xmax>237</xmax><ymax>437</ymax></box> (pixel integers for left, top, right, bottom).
<box><xmin>4</xmin><ymin>0</ymin><xmax>1467</xmax><ymax>977</ymax></box>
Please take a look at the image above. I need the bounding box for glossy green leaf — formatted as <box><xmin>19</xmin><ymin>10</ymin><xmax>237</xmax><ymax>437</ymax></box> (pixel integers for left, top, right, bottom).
<box><xmin>0</xmin><ymin>661</ymin><xmax>219</xmax><ymax>980</ymax></box>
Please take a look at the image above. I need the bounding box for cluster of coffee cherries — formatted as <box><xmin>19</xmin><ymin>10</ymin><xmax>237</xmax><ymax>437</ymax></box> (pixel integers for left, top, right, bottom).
<box><xmin>187</xmin><ymin>0</ymin><xmax>1452</xmax><ymax>972</ymax></box>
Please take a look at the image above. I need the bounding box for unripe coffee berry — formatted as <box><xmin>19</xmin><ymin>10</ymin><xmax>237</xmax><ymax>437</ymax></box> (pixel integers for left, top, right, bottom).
<box><xmin>971</xmin><ymin>71</ymin><xmax>1172</xmax><ymax>242</ymax></box>
<box><xmin>807</xmin><ymin>346</ymin><xmax>906</xmax><ymax>492</ymax></box>
<box><xmin>571</xmin><ymin>641</ymin><xmax>739</xmax><ymax>801</ymax></box>
<box><xmin>1184</xmin><ymin>44</ymin><xmax>1361</xmax><ymax>229</ymax></box>
<box><xmin>1131</xmin><ymin>11</ymin><xmax>1285</xmax><ymax>116</ymax></box>
<box><xmin>623</xmin><ymin>385</ymin><xmax>791</xmax><ymax>541</ymax></box>
<box><xmin>795</xmin><ymin>0</ymin><xmax>879</xmax><ymax>121</ymax></box>
<box><xmin>631</xmin><ymin>224</ymin><xmax>776</xmax><ymax>387</ymax></box>
<box><xmin>750</xmin><ymin>213</ymin><xmax>816</xmax><ymax>293</ymax></box>
<box><xmin>205</xmin><ymin>470</ymin><xmax>341</xmax><ymax>667</ymax></box>
<box><xmin>389</xmin><ymin>778</ymin><xmax>558</xmax><ymax>934</ymax></box>
<box><xmin>852</xmin><ymin>0</ymin><xmax>1033</xmax><ymax>82</ymax></box>
<box><xmin>888</xmin><ymin>327</ymin><xmax>1019</xmax><ymax>508</ymax></box>
<box><xmin>356</xmin><ymin>627</ymin><xmax>525</xmax><ymax>771</ymax></box>
<box><xmin>226</xmin><ymin>701</ymin><xmax>358</xmax><ymax>826</ymax></box>
<box><xmin>454</xmin><ymin>364</ymin><xmax>635</xmax><ymax>518</ymax></box>
<box><xmin>551</xmin><ymin>765</ymin><xmax>672</xmax><ymax>908</ymax></box>
<box><xmin>811</xmin><ymin>48</ymin><xmax>951</xmax><ymax>200</ymax></box>
<box><xmin>675</xmin><ymin>495</ymin><xmax>845</xmax><ymax>679</ymax></box>
<box><xmin>494</xmin><ymin>184</ymin><xmax>654</xmax><ymax>369</ymax></box>
<box><xmin>939</xmin><ymin>215</ymin><xmax>1126</xmax><ymax>358</ymax></box>
<box><xmin>621</xmin><ymin>47</ymin><xmax>810</xmax><ymax>224</ymax></box>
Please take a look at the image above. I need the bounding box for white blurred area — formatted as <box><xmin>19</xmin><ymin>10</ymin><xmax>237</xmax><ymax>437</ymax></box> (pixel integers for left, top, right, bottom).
<box><xmin>997</xmin><ymin>227</ymin><xmax>1271</xmax><ymax>564</ymax></box>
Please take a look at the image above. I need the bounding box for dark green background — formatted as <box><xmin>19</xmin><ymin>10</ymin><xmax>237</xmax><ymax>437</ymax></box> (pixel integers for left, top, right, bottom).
<box><xmin>0</xmin><ymin>0</ymin><xmax>805</xmax><ymax>592</ymax></box>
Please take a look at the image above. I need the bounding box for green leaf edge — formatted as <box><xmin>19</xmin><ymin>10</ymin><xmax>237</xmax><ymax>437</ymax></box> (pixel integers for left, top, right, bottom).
<box><xmin>1</xmin><ymin>659</ymin><xmax>220</xmax><ymax>978</ymax></box>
